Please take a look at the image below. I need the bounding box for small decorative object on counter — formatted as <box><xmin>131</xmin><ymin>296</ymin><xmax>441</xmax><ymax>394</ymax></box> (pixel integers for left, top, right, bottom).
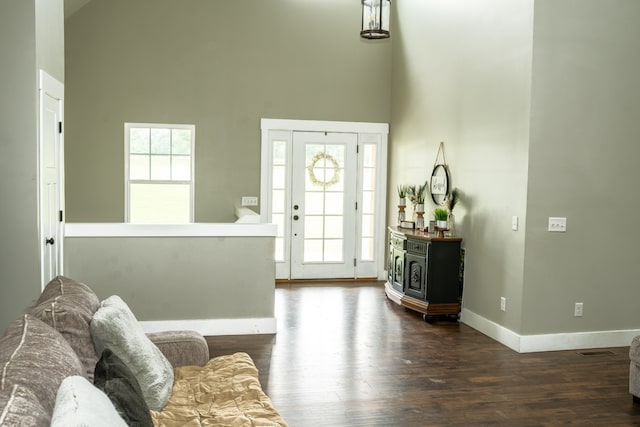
<box><xmin>415</xmin><ymin>211</ymin><xmax>424</xmax><ymax>230</ymax></box>
<box><xmin>414</xmin><ymin>181</ymin><xmax>428</xmax><ymax>230</ymax></box>
<box><xmin>399</xmin><ymin>220</ymin><xmax>415</xmax><ymax>229</ymax></box>
<box><xmin>445</xmin><ymin>188</ymin><xmax>459</xmax><ymax>237</ymax></box>
<box><xmin>405</xmin><ymin>184</ymin><xmax>417</xmax><ymax>220</ymax></box>
<box><xmin>446</xmin><ymin>212</ymin><xmax>456</xmax><ymax>237</ymax></box>
<box><xmin>398</xmin><ymin>204</ymin><xmax>406</xmax><ymax>226</ymax></box>
<box><xmin>434</xmin><ymin>207</ymin><xmax>449</xmax><ymax>238</ymax></box>
<box><xmin>434</xmin><ymin>207</ymin><xmax>448</xmax><ymax>228</ymax></box>
<box><xmin>428</xmin><ymin>220</ymin><xmax>437</xmax><ymax>235</ymax></box>
<box><xmin>415</xmin><ymin>204</ymin><xmax>425</xmax><ymax>230</ymax></box>
<box><xmin>397</xmin><ymin>184</ymin><xmax>408</xmax><ymax>226</ymax></box>
<box><xmin>397</xmin><ymin>184</ymin><xmax>408</xmax><ymax>206</ymax></box>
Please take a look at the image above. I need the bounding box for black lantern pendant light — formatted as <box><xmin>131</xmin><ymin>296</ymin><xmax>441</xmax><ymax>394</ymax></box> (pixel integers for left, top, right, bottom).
<box><xmin>360</xmin><ymin>0</ymin><xmax>390</xmax><ymax>39</ymax></box>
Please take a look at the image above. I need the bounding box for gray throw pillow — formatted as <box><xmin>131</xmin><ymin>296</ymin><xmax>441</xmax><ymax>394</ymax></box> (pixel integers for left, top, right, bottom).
<box><xmin>90</xmin><ymin>295</ymin><xmax>174</xmax><ymax>411</ymax></box>
<box><xmin>0</xmin><ymin>314</ymin><xmax>84</xmax><ymax>414</ymax></box>
<box><xmin>26</xmin><ymin>276</ymin><xmax>100</xmax><ymax>380</ymax></box>
<box><xmin>50</xmin><ymin>376</ymin><xmax>127</xmax><ymax>427</ymax></box>
<box><xmin>0</xmin><ymin>385</ymin><xmax>50</xmax><ymax>427</ymax></box>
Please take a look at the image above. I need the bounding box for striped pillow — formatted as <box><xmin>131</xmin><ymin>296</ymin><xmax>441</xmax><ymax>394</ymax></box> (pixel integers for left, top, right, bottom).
<box><xmin>26</xmin><ymin>276</ymin><xmax>100</xmax><ymax>380</ymax></box>
<box><xmin>0</xmin><ymin>314</ymin><xmax>83</xmax><ymax>415</ymax></box>
<box><xmin>0</xmin><ymin>384</ymin><xmax>49</xmax><ymax>427</ymax></box>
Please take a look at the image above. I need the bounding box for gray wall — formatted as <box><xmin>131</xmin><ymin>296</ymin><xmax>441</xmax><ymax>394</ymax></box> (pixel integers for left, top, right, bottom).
<box><xmin>64</xmin><ymin>0</ymin><xmax>392</xmax><ymax>223</ymax></box>
<box><xmin>0</xmin><ymin>0</ymin><xmax>64</xmax><ymax>332</ymax></box>
<box><xmin>64</xmin><ymin>236</ymin><xmax>275</xmax><ymax>321</ymax></box>
<box><xmin>390</xmin><ymin>0</ymin><xmax>534</xmax><ymax>333</ymax></box>
<box><xmin>390</xmin><ymin>0</ymin><xmax>640</xmax><ymax>336</ymax></box>
<box><xmin>522</xmin><ymin>0</ymin><xmax>640</xmax><ymax>334</ymax></box>
<box><xmin>36</xmin><ymin>0</ymin><xmax>65</xmax><ymax>82</ymax></box>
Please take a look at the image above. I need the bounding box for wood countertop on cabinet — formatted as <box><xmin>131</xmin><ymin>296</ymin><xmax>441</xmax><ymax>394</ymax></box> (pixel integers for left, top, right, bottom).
<box><xmin>388</xmin><ymin>226</ymin><xmax>462</xmax><ymax>242</ymax></box>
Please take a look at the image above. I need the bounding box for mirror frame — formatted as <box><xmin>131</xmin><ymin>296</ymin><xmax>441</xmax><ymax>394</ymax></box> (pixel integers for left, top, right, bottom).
<box><xmin>430</xmin><ymin>164</ymin><xmax>450</xmax><ymax>205</ymax></box>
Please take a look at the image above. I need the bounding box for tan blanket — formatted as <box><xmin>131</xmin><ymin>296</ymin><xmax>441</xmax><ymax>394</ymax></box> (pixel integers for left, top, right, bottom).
<box><xmin>151</xmin><ymin>352</ymin><xmax>287</xmax><ymax>427</ymax></box>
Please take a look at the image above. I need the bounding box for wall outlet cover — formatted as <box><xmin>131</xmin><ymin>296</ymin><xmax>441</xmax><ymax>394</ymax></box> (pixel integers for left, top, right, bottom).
<box><xmin>548</xmin><ymin>217</ymin><xmax>567</xmax><ymax>232</ymax></box>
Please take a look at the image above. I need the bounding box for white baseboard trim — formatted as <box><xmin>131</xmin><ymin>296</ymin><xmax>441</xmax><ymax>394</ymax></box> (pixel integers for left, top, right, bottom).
<box><xmin>139</xmin><ymin>317</ymin><xmax>277</xmax><ymax>336</ymax></box>
<box><xmin>460</xmin><ymin>308</ymin><xmax>639</xmax><ymax>353</ymax></box>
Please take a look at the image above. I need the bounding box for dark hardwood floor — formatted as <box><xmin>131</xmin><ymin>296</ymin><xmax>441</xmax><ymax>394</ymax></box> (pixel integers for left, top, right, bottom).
<box><xmin>206</xmin><ymin>282</ymin><xmax>640</xmax><ymax>426</ymax></box>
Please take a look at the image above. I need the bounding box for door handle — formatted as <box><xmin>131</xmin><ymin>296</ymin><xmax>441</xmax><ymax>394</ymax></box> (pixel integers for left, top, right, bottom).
<box><xmin>293</xmin><ymin>215</ymin><xmax>299</xmax><ymax>221</ymax></box>
<box><xmin>45</xmin><ymin>237</ymin><xmax>55</xmax><ymax>245</ymax></box>
<box><xmin>293</xmin><ymin>205</ymin><xmax>299</xmax><ymax>210</ymax></box>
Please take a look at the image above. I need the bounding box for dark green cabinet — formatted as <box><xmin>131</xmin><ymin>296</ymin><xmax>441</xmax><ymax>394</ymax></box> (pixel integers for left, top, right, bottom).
<box><xmin>389</xmin><ymin>232</ymin><xmax>406</xmax><ymax>293</ymax></box>
<box><xmin>385</xmin><ymin>227</ymin><xmax>463</xmax><ymax>319</ymax></box>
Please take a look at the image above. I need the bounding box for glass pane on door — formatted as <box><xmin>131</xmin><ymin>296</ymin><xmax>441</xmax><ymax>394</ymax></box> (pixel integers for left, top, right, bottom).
<box><xmin>303</xmin><ymin>144</ymin><xmax>345</xmax><ymax>263</ymax></box>
<box><xmin>360</xmin><ymin>143</ymin><xmax>377</xmax><ymax>261</ymax></box>
<box><xmin>271</xmin><ymin>139</ymin><xmax>288</xmax><ymax>263</ymax></box>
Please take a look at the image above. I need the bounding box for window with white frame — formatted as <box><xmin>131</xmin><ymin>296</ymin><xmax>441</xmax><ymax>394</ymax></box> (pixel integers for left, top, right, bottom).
<box><xmin>125</xmin><ymin>123</ymin><xmax>195</xmax><ymax>223</ymax></box>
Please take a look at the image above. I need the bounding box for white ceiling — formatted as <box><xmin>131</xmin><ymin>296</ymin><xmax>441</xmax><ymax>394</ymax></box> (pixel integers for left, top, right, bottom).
<box><xmin>64</xmin><ymin>0</ymin><xmax>92</xmax><ymax>19</ymax></box>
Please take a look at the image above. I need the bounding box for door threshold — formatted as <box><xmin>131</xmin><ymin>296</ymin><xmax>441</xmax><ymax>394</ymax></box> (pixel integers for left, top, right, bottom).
<box><xmin>276</xmin><ymin>277</ymin><xmax>383</xmax><ymax>286</ymax></box>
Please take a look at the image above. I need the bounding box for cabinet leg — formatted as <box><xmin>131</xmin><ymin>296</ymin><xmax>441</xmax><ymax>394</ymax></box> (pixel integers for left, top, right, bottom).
<box><xmin>446</xmin><ymin>313</ymin><xmax>460</xmax><ymax>322</ymax></box>
<box><xmin>423</xmin><ymin>314</ymin><xmax>436</xmax><ymax>323</ymax></box>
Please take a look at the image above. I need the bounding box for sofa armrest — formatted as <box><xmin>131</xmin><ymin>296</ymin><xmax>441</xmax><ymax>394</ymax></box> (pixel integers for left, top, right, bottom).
<box><xmin>146</xmin><ymin>330</ymin><xmax>209</xmax><ymax>368</ymax></box>
<box><xmin>631</xmin><ymin>336</ymin><xmax>640</xmax><ymax>363</ymax></box>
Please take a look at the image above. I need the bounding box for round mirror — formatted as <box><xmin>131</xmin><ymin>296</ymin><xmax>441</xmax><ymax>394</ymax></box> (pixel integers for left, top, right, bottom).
<box><xmin>430</xmin><ymin>164</ymin><xmax>450</xmax><ymax>205</ymax></box>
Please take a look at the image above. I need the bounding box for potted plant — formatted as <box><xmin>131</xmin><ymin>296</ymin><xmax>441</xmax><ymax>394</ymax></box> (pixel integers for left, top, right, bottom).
<box><xmin>434</xmin><ymin>207</ymin><xmax>449</xmax><ymax>229</ymax></box>
<box><xmin>415</xmin><ymin>181</ymin><xmax>428</xmax><ymax>212</ymax></box>
<box><xmin>397</xmin><ymin>185</ymin><xmax>408</xmax><ymax>206</ymax></box>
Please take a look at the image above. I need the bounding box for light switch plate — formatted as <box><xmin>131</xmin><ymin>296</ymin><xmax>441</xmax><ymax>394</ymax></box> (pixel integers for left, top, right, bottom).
<box><xmin>548</xmin><ymin>217</ymin><xmax>567</xmax><ymax>232</ymax></box>
<box><xmin>511</xmin><ymin>216</ymin><xmax>518</xmax><ymax>231</ymax></box>
<box><xmin>241</xmin><ymin>196</ymin><xmax>258</xmax><ymax>206</ymax></box>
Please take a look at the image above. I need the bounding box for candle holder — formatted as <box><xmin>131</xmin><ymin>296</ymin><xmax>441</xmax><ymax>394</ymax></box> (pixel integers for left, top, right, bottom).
<box><xmin>397</xmin><ymin>204</ymin><xmax>406</xmax><ymax>226</ymax></box>
<box><xmin>415</xmin><ymin>210</ymin><xmax>425</xmax><ymax>231</ymax></box>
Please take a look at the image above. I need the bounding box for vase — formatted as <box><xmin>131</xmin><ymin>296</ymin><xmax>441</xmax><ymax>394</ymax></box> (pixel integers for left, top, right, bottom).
<box><xmin>446</xmin><ymin>212</ymin><xmax>456</xmax><ymax>237</ymax></box>
<box><xmin>436</xmin><ymin>220</ymin><xmax>448</xmax><ymax>229</ymax></box>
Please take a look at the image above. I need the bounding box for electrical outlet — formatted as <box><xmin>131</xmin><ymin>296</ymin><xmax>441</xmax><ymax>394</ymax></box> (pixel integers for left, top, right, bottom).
<box><xmin>574</xmin><ymin>302</ymin><xmax>583</xmax><ymax>317</ymax></box>
<box><xmin>548</xmin><ymin>217</ymin><xmax>567</xmax><ymax>232</ymax></box>
<box><xmin>241</xmin><ymin>196</ymin><xmax>258</xmax><ymax>206</ymax></box>
<box><xmin>500</xmin><ymin>297</ymin><xmax>506</xmax><ymax>312</ymax></box>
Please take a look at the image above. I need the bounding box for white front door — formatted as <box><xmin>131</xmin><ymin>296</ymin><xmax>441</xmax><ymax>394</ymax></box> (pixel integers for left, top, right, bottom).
<box><xmin>39</xmin><ymin>71</ymin><xmax>64</xmax><ymax>287</ymax></box>
<box><xmin>261</xmin><ymin>119</ymin><xmax>389</xmax><ymax>281</ymax></box>
<box><xmin>290</xmin><ymin>132</ymin><xmax>358</xmax><ymax>279</ymax></box>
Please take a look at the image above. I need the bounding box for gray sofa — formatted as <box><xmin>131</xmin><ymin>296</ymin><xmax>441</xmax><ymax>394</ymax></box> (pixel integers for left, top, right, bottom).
<box><xmin>630</xmin><ymin>336</ymin><xmax>640</xmax><ymax>402</ymax></box>
<box><xmin>0</xmin><ymin>276</ymin><xmax>211</xmax><ymax>425</ymax></box>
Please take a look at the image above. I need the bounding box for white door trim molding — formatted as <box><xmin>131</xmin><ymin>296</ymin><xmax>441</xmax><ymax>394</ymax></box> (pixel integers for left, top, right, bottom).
<box><xmin>260</xmin><ymin>118</ymin><xmax>389</xmax><ymax>280</ymax></box>
<box><xmin>261</xmin><ymin>118</ymin><xmax>388</xmax><ymax>135</ymax></box>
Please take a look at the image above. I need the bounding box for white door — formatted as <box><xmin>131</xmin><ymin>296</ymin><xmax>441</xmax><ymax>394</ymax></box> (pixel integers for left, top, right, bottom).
<box><xmin>39</xmin><ymin>71</ymin><xmax>64</xmax><ymax>287</ymax></box>
<box><xmin>290</xmin><ymin>132</ymin><xmax>357</xmax><ymax>279</ymax></box>
<box><xmin>261</xmin><ymin>119</ymin><xmax>389</xmax><ymax>281</ymax></box>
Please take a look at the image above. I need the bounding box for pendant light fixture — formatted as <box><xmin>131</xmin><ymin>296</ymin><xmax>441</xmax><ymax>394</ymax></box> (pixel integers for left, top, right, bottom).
<box><xmin>360</xmin><ymin>0</ymin><xmax>390</xmax><ymax>39</ymax></box>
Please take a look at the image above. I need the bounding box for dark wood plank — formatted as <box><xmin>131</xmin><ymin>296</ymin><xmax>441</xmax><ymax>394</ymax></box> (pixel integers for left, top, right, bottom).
<box><xmin>206</xmin><ymin>282</ymin><xmax>640</xmax><ymax>426</ymax></box>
